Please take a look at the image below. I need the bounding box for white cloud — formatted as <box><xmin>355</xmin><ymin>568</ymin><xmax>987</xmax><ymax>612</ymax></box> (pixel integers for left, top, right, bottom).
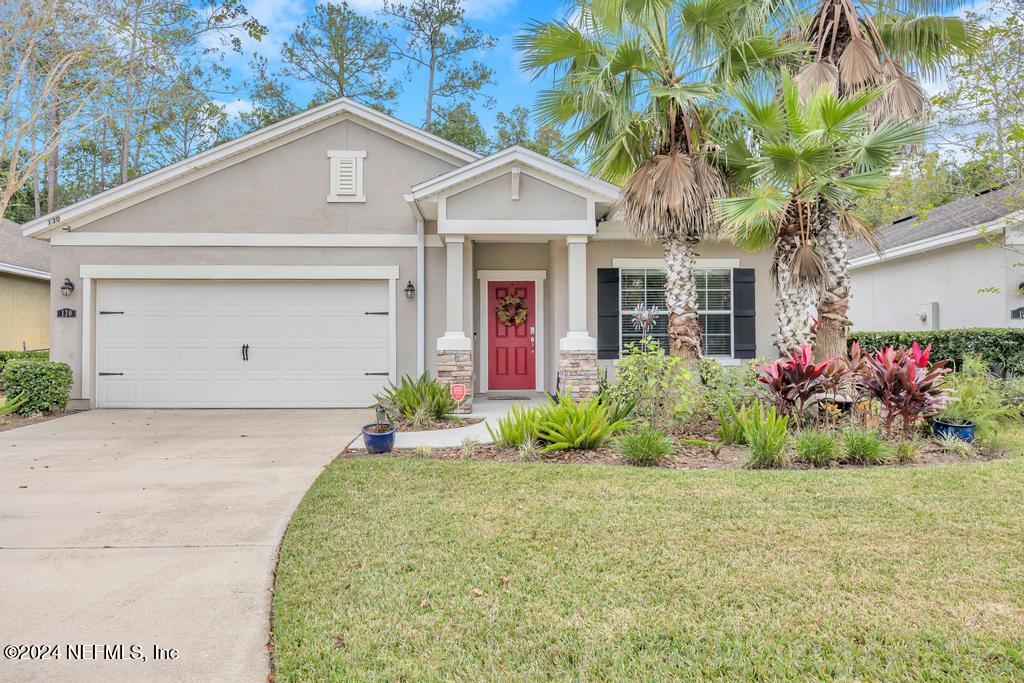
<box><xmin>217</xmin><ymin>98</ymin><xmax>254</xmax><ymax>117</ymax></box>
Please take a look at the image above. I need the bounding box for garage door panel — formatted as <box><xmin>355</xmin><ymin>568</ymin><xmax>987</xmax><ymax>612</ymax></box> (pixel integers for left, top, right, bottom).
<box><xmin>96</xmin><ymin>280</ymin><xmax>392</xmax><ymax>408</ymax></box>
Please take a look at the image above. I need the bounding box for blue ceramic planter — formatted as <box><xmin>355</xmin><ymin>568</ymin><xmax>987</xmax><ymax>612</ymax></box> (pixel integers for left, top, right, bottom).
<box><xmin>933</xmin><ymin>418</ymin><xmax>975</xmax><ymax>443</ymax></box>
<box><xmin>362</xmin><ymin>424</ymin><xmax>396</xmax><ymax>453</ymax></box>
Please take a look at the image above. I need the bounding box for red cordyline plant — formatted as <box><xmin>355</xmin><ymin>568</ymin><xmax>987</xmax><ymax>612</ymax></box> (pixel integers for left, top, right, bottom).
<box><xmin>757</xmin><ymin>345</ymin><xmax>842</xmax><ymax>426</ymax></box>
<box><xmin>851</xmin><ymin>341</ymin><xmax>951</xmax><ymax>438</ymax></box>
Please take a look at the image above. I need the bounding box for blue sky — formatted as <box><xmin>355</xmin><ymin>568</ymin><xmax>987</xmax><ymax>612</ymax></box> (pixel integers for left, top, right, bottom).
<box><xmin>218</xmin><ymin>0</ymin><xmax>566</xmax><ymax>131</ymax></box>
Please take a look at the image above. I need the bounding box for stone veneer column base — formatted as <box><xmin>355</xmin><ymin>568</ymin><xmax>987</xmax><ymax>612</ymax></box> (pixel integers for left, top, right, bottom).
<box><xmin>436</xmin><ymin>349</ymin><xmax>474</xmax><ymax>413</ymax></box>
<box><xmin>558</xmin><ymin>349</ymin><xmax>599</xmax><ymax>400</ymax></box>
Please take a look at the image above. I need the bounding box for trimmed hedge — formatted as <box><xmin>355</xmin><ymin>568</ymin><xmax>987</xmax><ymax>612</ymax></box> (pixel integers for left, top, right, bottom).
<box><xmin>0</xmin><ymin>350</ymin><xmax>48</xmax><ymax>374</ymax></box>
<box><xmin>1</xmin><ymin>359</ymin><xmax>73</xmax><ymax>414</ymax></box>
<box><xmin>848</xmin><ymin>328</ymin><xmax>1024</xmax><ymax>374</ymax></box>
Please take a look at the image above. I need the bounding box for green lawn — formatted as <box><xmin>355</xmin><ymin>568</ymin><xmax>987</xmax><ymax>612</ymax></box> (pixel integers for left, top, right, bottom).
<box><xmin>273</xmin><ymin>456</ymin><xmax>1024</xmax><ymax>681</ymax></box>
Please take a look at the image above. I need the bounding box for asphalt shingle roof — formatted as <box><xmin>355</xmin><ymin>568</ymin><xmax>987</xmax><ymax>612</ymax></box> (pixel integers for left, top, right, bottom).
<box><xmin>849</xmin><ymin>183</ymin><xmax>1024</xmax><ymax>259</ymax></box>
<box><xmin>0</xmin><ymin>218</ymin><xmax>49</xmax><ymax>273</ymax></box>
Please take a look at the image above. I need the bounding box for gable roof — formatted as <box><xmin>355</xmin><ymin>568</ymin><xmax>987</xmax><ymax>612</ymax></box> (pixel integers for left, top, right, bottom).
<box><xmin>407</xmin><ymin>145</ymin><xmax>620</xmax><ymax>202</ymax></box>
<box><xmin>849</xmin><ymin>184</ymin><xmax>1024</xmax><ymax>265</ymax></box>
<box><xmin>22</xmin><ymin>97</ymin><xmax>481</xmax><ymax>239</ymax></box>
<box><xmin>0</xmin><ymin>219</ymin><xmax>49</xmax><ymax>279</ymax></box>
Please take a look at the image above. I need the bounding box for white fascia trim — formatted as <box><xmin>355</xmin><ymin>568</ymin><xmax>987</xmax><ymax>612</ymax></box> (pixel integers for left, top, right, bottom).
<box><xmin>440</xmin><ymin>219</ymin><xmax>596</xmax><ymax>235</ymax></box>
<box><xmin>52</xmin><ymin>232</ymin><xmax>443</xmax><ymax>248</ymax></box>
<box><xmin>478</xmin><ymin>272</ymin><xmax>545</xmax><ymax>393</ymax></box>
<box><xmin>594</xmin><ymin>221</ymin><xmax>634</xmax><ymax>240</ymax></box>
<box><xmin>477</xmin><ymin>269</ymin><xmax>547</xmax><ymax>281</ymax></box>
<box><xmin>79</xmin><ymin>265</ymin><xmax>400</xmax><ymax>280</ymax></box>
<box><xmin>559</xmin><ymin>333</ymin><xmax>597</xmax><ymax>352</ymax></box>
<box><xmin>850</xmin><ymin>210</ymin><xmax>1024</xmax><ymax>269</ymax></box>
<box><xmin>0</xmin><ymin>262</ymin><xmax>50</xmax><ymax>280</ymax></box>
<box><xmin>23</xmin><ymin>97</ymin><xmax>479</xmax><ymax>238</ymax></box>
<box><xmin>612</xmin><ymin>257</ymin><xmax>740</xmax><ymax>269</ymax></box>
<box><xmin>409</xmin><ymin>146</ymin><xmax>619</xmax><ymax>202</ymax></box>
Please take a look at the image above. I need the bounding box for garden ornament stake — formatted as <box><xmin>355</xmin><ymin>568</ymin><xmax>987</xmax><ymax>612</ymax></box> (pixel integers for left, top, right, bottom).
<box><xmin>631</xmin><ymin>303</ymin><xmax>659</xmax><ymax>336</ymax></box>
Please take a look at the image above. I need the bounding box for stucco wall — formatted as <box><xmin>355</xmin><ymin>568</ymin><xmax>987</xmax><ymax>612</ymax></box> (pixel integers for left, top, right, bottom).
<box><xmin>73</xmin><ymin>119</ymin><xmax>456</xmax><ymax>235</ymax></box>
<box><xmin>445</xmin><ymin>172</ymin><xmax>588</xmax><ymax>221</ymax></box>
<box><xmin>49</xmin><ymin>245</ymin><xmax>437</xmax><ymax>401</ymax></box>
<box><xmin>0</xmin><ymin>274</ymin><xmax>49</xmax><ymax>350</ymax></box>
<box><xmin>848</xmin><ymin>238</ymin><xmax>1023</xmax><ymax>331</ymax></box>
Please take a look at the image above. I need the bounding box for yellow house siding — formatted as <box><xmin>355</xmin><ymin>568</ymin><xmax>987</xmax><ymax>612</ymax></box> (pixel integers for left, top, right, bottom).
<box><xmin>0</xmin><ymin>273</ymin><xmax>50</xmax><ymax>350</ymax></box>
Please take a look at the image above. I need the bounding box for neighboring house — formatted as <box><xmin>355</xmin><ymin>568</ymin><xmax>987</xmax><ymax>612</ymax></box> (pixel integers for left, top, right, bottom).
<box><xmin>21</xmin><ymin>98</ymin><xmax>774</xmax><ymax>411</ymax></box>
<box><xmin>849</xmin><ymin>185</ymin><xmax>1024</xmax><ymax>333</ymax></box>
<box><xmin>0</xmin><ymin>218</ymin><xmax>50</xmax><ymax>351</ymax></box>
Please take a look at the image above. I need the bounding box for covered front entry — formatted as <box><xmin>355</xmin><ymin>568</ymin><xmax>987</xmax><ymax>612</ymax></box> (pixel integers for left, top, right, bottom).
<box><xmin>94</xmin><ymin>279</ymin><xmax>391</xmax><ymax>408</ymax></box>
<box><xmin>487</xmin><ymin>280</ymin><xmax>536</xmax><ymax>390</ymax></box>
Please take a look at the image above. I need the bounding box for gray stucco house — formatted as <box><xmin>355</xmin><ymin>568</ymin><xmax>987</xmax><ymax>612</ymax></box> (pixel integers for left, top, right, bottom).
<box><xmin>849</xmin><ymin>184</ymin><xmax>1024</xmax><ymax>333</ymax></box>
<box><xmin>22</xmin><ymin>98</ymin><xmax>776</xmax><ymax>410</ymax></box>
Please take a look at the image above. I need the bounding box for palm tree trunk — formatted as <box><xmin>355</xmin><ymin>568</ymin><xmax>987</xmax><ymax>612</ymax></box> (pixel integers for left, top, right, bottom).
<box><xmin>664</xmin><ymin>236</ymin><xmax>702</xmax><ymax>359</ymax></box>
<box><xmin>774</xmin><ymin>230</ymin><xmax>816</xmax><ymax>354</ymax></box>
<box><xmin>814</xmin><ymin>213</ymin><xmax>851</xmax><ymax>361</ymax></box>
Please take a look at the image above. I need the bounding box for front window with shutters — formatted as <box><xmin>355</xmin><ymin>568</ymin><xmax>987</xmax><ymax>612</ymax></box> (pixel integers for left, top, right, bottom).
<box><xmin>619</xmin><ymin>267</ymin><xmax>732</xmax><ymax>357</ymax></box>
<box><xmin>327</xmin><ymin>150</ymin><xmax>366</xmax><ymax>202</ymax></box>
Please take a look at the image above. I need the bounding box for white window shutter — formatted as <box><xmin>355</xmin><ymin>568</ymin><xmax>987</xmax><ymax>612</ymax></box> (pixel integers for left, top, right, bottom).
<box><xmin>327</xmin><ymin>151</ymin><xmax>366</xmax><ymax>202</ymax></box>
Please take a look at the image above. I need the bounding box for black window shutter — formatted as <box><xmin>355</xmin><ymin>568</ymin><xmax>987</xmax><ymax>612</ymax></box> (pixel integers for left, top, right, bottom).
<box><xmin>733</xmin><ymin>268</ymin><xmax>756</xmax><ymax>359</ymax></box>
<box><xmin>597</xmin><ymin>268</ymin><xmax>619</xmax><ymax>360</ymax></box>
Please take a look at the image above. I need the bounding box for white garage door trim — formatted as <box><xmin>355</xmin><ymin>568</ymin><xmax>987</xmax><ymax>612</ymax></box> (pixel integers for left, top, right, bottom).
<box><xmin>80</xmin><ymin>265</ymin><xmax>399</xmax><ymax>406</ymax></box>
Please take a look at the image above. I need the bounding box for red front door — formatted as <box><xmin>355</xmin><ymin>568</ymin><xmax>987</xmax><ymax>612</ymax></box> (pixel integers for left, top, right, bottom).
<box><xmin>488</xmin><ymin>281</ymin><xmax>536</xmax><ymax>390</ymax></box>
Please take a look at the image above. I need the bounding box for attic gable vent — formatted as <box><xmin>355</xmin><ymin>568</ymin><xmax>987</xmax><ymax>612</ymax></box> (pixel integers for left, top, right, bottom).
<box><xmin>327</xmin><ymin>150</ymin><xmax>366</xmax><ymax>203</ymax></box>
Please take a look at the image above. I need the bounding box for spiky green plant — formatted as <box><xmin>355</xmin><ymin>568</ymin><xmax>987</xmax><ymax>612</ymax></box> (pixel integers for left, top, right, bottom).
<box><xmin>614</xmin><ymin>427</ymin><xmax>675</xmax><ymax>466</ymax></box>
<box><xmin>737</xmin><ymin>402</ymin><xmax>790</xmax><ymax>469</ymax></box>
<box><xmin>792</xmin><ymin>429</ymin><xmax>839</xmax><ymax>467</ymax></box>
<box><xmin>486</xmin><ymin>404</ymin><xmax>541</xmax><ymax>448</ymax></box>
<box><xmin>376</xmin><ymin>373</ymin><xmax>456</xmax><ymax>422</ymax></box>
<box><xmin>536</xmin><ymin>394</ymin><xmax>631</xmax><ymax>453</ymax></box>
<box><xmin>840</xmin><ymin>426</ymin><xmax>890</xmax><ymax>465</ymax></box>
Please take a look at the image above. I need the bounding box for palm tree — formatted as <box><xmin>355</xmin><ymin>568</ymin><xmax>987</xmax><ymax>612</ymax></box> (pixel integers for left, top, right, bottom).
<box><xmin>788</xmin><ymin>0</ymin><xmax>975</xmax><ymax>357</ymax></box>
<box><xmin>717</xmin><ymin>73</ymin><xmax>925</xmax><ymax>353</ymax></box>
<box><xmin>517</xmin><ymin>0</ymin><xmax>802</xmax><ymax>358</ymax></box>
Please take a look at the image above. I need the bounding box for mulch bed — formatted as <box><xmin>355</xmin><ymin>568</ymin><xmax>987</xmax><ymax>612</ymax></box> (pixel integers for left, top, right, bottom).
<box><xmin>350</xmin><ymin>416</ymin><xmax>1007</xmax><ymax>471</ymax></box>
<box><xmin>392</xmin><ymin>416</ymin><xmax>485</xmax><ymax>432</ymax></box>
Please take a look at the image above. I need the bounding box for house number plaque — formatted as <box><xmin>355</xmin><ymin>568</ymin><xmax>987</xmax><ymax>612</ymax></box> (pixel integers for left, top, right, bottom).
<box><xmin>57</xmin><ymin>308</ymin><xmax>77</xmax><ymax>318</ymax></box>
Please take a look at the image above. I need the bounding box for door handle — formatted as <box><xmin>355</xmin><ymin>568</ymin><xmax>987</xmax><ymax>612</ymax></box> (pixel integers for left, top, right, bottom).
<box><xmin>242</xmin><ymin>344</ymin><xmax>249</xmax><ymax>361</ymax></box>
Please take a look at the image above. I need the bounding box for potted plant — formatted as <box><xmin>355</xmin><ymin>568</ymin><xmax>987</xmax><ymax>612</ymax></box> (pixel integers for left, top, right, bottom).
<box><xmin>362</xmin><ymin>404</ymin><xmax>396</xmax><ymax>453</ymax></box>
<box><xmin>932</xmin><ymin>355</ymin><xmax>1009</xmax><ymax>444</ymax></box>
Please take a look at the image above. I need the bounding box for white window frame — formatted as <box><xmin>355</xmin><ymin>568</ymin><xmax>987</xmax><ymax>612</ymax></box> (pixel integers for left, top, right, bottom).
<box><xmin>612</xmin><ymin>257</ymin><xmax>738</xmax><ymax>359</ymax></box>
<box><xmin>327</xmin><ymin>150</ymin><xmax>366</xmax><ymax>203</ymax></box>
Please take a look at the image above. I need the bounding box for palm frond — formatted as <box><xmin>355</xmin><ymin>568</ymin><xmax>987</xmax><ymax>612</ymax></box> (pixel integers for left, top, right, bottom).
<box><xmin>871</xmin><ymin>13</ymin><xmax>976</xmax><ymax>78</ymax></box>
<box><xmin>847</xmin><ymin>119</ymin><xmax>927</xmax><ymax>170</ymax></box>
<box><xmin>838</xmin><ymin>35</ymin><xmax>883</xmax><ymax>90</ymax></box>
<box><xmin>716</xmin><ymin>185</ymin><xmax>787</xmax><ymax>250</ymax></box>
<box><xmin>794</xmin><ymin>60</ymin><xmax>838</xmax><ymax>102</ymax></box>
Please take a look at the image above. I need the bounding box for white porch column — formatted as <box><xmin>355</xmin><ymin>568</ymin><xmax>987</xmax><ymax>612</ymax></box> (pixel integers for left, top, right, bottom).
<box><xmin>559</xmin><ymin>235</ymin><xmax>598</xmax><ymax>399</ymax></box>
<box><xmin>436</xmin><ymin>235</ymin><xmax>473</xmax><ymax>411</ymax></box>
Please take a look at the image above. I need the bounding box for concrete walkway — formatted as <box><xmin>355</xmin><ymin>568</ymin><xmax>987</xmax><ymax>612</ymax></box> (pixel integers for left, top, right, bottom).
<box><xmin>351</xmin><ymin>393</ymin><xmax>549</xmax><ymax>449</ymax></box>
<box><xmin>0</xmin><ymin>408</ymin><xmax>366</xmax><ymax>683</ymax></box>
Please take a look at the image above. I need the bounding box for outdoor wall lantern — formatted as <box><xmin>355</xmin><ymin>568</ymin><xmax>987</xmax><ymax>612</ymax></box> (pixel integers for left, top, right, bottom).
<box><xmin>404</xmin><ymin>281</ymin><xmax>416</xmax><ymax>299</ymax></box>
<box><xmin>60</xmin><ymin>277</ymin><xmax>75</xmax><ymax>297</ymax></box>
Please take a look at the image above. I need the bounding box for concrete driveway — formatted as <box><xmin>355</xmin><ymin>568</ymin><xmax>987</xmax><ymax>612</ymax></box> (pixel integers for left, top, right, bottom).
<box><xmin>0</xmin><ymin>409</ymin><xmax>368</xmax><ymax>682</ymax></box>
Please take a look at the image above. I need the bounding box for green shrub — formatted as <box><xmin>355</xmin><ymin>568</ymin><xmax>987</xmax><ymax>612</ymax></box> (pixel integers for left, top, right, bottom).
<box><xmin>536</xmin><ymin>394</ymin><xmax>630</xmax><ymax>453</ymax></box>
<box><xmin>486</xmin><ymin>404</ymin><xmax>541</xmax><ymax>447</ymax></box>
<box><xmin>1001</xmin><ymin>375</ymin><xmax>1024</xmax><ymax>416</ymax></box>
<box><xmin>0</xmin><ymin>359</ymin><xmax>73</xmax><ymax>414</ymax></box>
<box><xmin>935</xmin><ymin>433</ymin><xmax>974</xmax><ymax>458</ymax></box>
<box><xmin>0</xmin><ymin>350</ymin><xmax>48</xmax><ymax>377</ymax></box>
<box><xmin>792</xmin><ymin>429</ymin><xmax>838</xmax><ymax>467</ymax></box>
<box><xmin>737</xmin><ymin>402</ymin><xmax>789</xmax><ymax>469</ymax></box>
<box><xmin>937</xmin><ymin>355</ymin><xmax>1015</xmax><ymax>444</ymax></box>
<box><xmin>698</xmin><ymin>357</ymin><xmax>762</xmax><ymax>414</ymax></box>
<box><xmin>605</xmin><ymin>338</ymin><xmax>699</xmax><ymax>430</ymax></box>
<box><xmin>614</xmin><ymin>427</ymin><xmax>674</xmax><ymax>466</ymax></box>
<box><xmin>893</xmin><ymin>438</ymin><xmax>923</xmax><ymax>464</ymax></box>
<box><xmin>848</xmin><ymin>328</ymin><xmax>1024</xmax><ymax>376</ymax></box>
<box><xmin>376</xmin><ymin>373</ymin><xmax>455</xmax><ymax>422</ymax></box>
<box><xmin>715</xmin><ymin>404</ymin><xmax>747</xmax><ymax>446</ymax></box>
<box><xmin>840</xmin><ymin>427</ymin><xmax>890</xmax><ymax>465</ymax></box>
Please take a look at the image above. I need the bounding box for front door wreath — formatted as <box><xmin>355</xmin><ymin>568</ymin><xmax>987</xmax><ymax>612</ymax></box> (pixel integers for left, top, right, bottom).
<box><xmin>496</xmin><ymin>293</ymin><xmax>529</xmax><ymax>326</ymax></box>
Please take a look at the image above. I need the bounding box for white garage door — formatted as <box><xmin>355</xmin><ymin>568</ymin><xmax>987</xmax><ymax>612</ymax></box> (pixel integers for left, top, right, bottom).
<box><xmin>95</xmin><ymin>280</ymin><xmax>391</xmax><ymax>408</ymax></box>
